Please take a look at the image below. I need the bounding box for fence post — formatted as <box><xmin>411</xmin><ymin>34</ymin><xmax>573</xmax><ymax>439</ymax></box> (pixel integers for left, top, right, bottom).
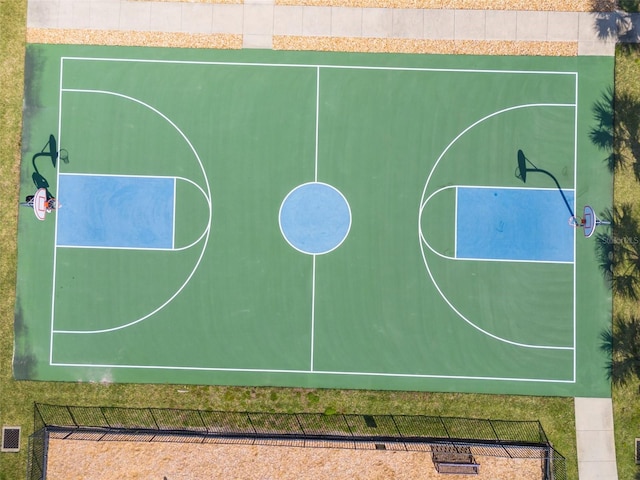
<box><xmin>389</xmin><ymin>415</ymin><xmax>409</xmax><ymax>451</ymax></box>
<box><xmin>100</xmin><ymin>407</ymin><xmax>111</xmax><ymax>428</ymax></box>
<box><xmin>543</xmin><ymin>445</ymin><xmax>553</xmax><ymax>480</ymax></box>
<box><xmin>295</xmin><ymin>413</ymin><xmax>306</xmax><ymax>436</ymax></box>
<box><xmin>66</xmin><ymin>406</ymin><xmax>78</xmax><ymax>428</ymax></box>
<box><xmin>537</xmin><ymin>421</ymin><xmax>548</xmax><ymax>444</ymax></box>
<box><xmin>390</xmin><ymin>415</ymin><xmax>402</xmax><ymax>438</ymax></box>
<box><xmin>343</xmin><ymin>414</ymin><xmax>354</xmax><ymax>438</ymax></box>
<box><xmin>148</xmin><ymin>408</ymin><xmax>160</xmax><ymax>431</ymax></box>
<box><xmin>197</xmin><ymin>410</ymin><xmax>208</xmax><ymax>433</ymax></box>
<box><xmin>439</xmin><ymin>416</ymin><xmax>451</xmax><ymax>439</ymax></box>
<box><xmin>247</xmin><ymin>413</ymin><xmax>257</xmax><ymax>435</ymax></box>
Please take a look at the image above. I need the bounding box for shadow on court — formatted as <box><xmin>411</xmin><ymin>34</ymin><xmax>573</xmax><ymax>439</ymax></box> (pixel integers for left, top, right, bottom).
<box><xmin>12</xmin><ymin>302</ymin><xmax>37</xmax><ymax>379</ymax></box>
<box><xmin>28</xmin><ymin>134</ymin><xmax>69</xmax><ymax>201</ymax></box>
<box><xmin>515</xmin><ymin>149</ymin><xmax>575</xmax><ymax>218</ymax></box>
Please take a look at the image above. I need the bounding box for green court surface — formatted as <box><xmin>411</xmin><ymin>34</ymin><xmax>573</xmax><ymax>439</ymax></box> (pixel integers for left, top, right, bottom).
<box><xmin>14</xmin><ymin>44</ymin><xmax>613</xmax><ymax>397</ymax></box>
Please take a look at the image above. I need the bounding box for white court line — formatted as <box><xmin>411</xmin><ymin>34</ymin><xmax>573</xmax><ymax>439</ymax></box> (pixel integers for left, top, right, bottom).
<box><xmin>52</xmin><ymin>86</ymin><xmax>212</xmax><ymax>336</ymax></box>
<box><xmin>310</xmin><ymin>255</ymin><xmax>316</xmax><ymax>371</ymax></box>
<box><xmin>49</xmin><ymin>55</ymin><xmax>65</xmax><ymax>365</ymax></box>
<box><xmin>55</xmin><ymin>174</ymin><xmax>209</xmax><ymax>251</ymax></box>
<box><xmin>49</xmin><ymin>361</ymin><xmax>575</xmax><ymax>384</ymax></box>
<box><xmin>61</xmin><ymin>56</ymin><xmax>578</xmax><ymax>77</ymax></box>
<box><xmin>172</xmin><ymin>177</ymin><xmax>176</xmax><ymax>250</ymax></box>
<box><xmin>60</xmin><ymin>172</ymin><xmax>179</xmax><ymax>179</ymax></box>
<box><xmin>454</xmin><ymin>186</ymin><xmax>458</xmax><ymax>258</ymax></box>
<box><xmin>420</xmin><ymin>184</ymin><xmax>576</xmax><ymax>264</ymax></box>
<box><xmin>418</xmin><ymin>102</ymin><xmax>578</xmax><ymax>351</ymax></box>
<box><xmin>314</xmin><ymin>66</ymin><xmax>320</xmax><ymax>183</ymax></box>
<box><xmin>573</xmin><ymin>73</ymin><xmax>579</xmax><ymax>382</ymax></box>
<box><xmin>311</xmin><ymin>68</ymin><xmax>319</xmax><ymax>369</ymax></box>
<box><xmin>51</xmin><ymin>59</ymin><xmax>578</xmax><ymax>382</ymax></box>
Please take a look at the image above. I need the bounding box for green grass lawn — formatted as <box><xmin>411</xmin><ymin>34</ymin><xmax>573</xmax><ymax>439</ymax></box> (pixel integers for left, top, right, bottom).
<box><xmin>611</xmin><ymin>43</ymin><xmax>640</xmax><ymax>480</ymax></box>
<box><xmin>5</xmin><ymin>2</ymin><xmax>639</xmax><ymax>479</ymax></box>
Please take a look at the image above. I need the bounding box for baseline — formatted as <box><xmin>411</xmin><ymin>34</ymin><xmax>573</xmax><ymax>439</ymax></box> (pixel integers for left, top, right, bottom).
<box><xmin>60</xmin><ymin>55</ymin><xmax>579</xmax><ymax>77</ymax></box>
<box><xmin>47</xmin><ymin>360</ymin><xmax>576</xmax><ymax>383</ymax></box>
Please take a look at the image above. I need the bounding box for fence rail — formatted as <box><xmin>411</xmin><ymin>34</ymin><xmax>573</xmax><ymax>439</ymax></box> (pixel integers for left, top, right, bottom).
<box><xmin>27</xmin><ymin>403</ymin><xmax>566</xmax><ymax>480</ymax></box>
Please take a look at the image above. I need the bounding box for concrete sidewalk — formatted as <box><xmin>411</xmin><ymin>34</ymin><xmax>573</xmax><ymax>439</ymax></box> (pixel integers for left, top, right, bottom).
<box><xmin>575</xmin><ymin>397</ymin><xmax>618</xmax><ymax>480</ymax></box>
<box><xmin>25</xmin><ymin>2</ymin><xmax>633</xmax><ymax>479</ymax></box>
<box><xmin>26</xmin><ymin>0</ymin><xmax>640</xmax><ymax>54</ymax></box>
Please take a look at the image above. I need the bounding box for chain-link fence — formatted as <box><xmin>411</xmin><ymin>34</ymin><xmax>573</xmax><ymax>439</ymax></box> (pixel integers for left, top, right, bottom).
<box><xmin>27</xmin><ymin>403</ymin><xmax>566</xmax><ymax>479</ymax></box>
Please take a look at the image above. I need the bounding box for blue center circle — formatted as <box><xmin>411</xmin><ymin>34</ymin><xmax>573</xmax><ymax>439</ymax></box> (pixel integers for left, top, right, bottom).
<box><xmin>279</xmin><ymin>182</ymin><xmax>351</xmax><ymax>255</ymax></box>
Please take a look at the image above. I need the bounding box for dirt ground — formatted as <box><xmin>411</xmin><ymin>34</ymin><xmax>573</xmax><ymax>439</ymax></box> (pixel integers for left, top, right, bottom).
<box><xmin>46</xmin><ymin>438</ymin><xmax>546</xmax><ymax>480</ymax></box>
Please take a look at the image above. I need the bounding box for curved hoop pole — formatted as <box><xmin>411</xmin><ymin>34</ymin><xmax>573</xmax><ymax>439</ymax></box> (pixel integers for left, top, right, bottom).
<box><xmin>568</xmin><ymin>216</ymin><xmax>582</xmax><ymax>227</ymax></box>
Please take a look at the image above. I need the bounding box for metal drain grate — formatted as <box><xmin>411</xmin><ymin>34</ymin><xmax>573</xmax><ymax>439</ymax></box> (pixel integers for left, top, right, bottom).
<box><xmin>1</xmin><ymin>426</ymin><xmax>21</xmax><ymax>452</ymax></box>
<box><xmin>636</xmin><ymin>438</ymin><xmax>640</xmax><ymax>465</ymax></box>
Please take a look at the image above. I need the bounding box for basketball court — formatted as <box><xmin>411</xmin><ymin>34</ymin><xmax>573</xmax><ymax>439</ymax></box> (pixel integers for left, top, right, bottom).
<box><xmin>14</xmin><ymin>44</ymin><xmax>613</xmax><ymax>397</ymax></box>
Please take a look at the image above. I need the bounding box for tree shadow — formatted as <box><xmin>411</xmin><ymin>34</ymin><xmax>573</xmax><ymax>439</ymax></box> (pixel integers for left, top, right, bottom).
<box><xmin>589</xmin><ymin>87</ymin><xmax>619</xmax><ymax>172</ymax></box>
<box><xmin>596</xmin><ymin>204</ymin><xmax>640</xmax><ymax>388</ymax></box>
<box><xmin>595</xmin><ymin>204</ymin><xmax>640</xmax><ymax>299</ymax></box>
<box><xmin>590</xmin><ymin>83</ymin><xmax>640</xmax><ymax>177</ymax></box>
<box><xmin>618</xmin><ymin>89</ymin><xmax>640</xmax><ymax>181</ymax></box>
<box><xmin>600</xmin><ymin>314</ymin><xmax>640</xmax><ymax>386</ymax></box>
<box><xmin>13</xmin><ymin>302</ymin><xmax>37</xmax><ymax>380</ymax></box>
<box><xmin>589</xmin><ymin>1</ymin><xmax>640</xmax><ymax>41</ymax></box>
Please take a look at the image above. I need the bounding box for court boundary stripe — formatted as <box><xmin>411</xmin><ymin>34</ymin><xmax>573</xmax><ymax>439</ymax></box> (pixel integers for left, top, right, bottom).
<box><xmin>48</xmin><ymin>362</ymin><xmax>575</xmax><ymax>384</ymax></box>
<box><xmin>49</xmin><ymin>57</ymin><xmax>579</xmax><ymax>381</ymax></box>
<box><xmin>60</xmin><ymin>56</ymin><xmax>579</xmax><ymax>77</ymax></box>
<box><xmin>572</xmin><ymin>72</ymin><xmax>579</xmax><ymax>381</ymax></box>
<box><xmin>49</xmin><ymin>55</ymin><xmax>65</xmax><ymax>364</ymax></box>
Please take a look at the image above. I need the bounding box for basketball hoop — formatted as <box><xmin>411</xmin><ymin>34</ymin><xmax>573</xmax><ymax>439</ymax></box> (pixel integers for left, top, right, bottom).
<box><xmin>31</xmin><ymin>188</ymin><xmax>48</xmax><ymax>221</ymax></box>
<box><xmin>568</xmin><ymin>216</ymin><xmax>582</xmax><ymax>227</ymax></box>
<box><xmin>571</xmin><ymin>206</ymin><xmax>610</xmax><ymax>238</ymax></box>
<box><xmin>19</xmin><ymin>188</ymin><xmax>59</xmax><ymax>221</ymax></box>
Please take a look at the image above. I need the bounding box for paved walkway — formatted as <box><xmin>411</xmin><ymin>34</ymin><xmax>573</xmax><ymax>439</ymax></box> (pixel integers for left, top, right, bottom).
<box><xmin>25</xmin><ymin>2</ymin><xmax>636</xmax><ymax>479</ymax></box>
<box><xmin>26</xmin><ymin>0</ymin><xmax>640</xmax><ymax>54</ymax></box>
<box><xmin>575</xmin><ymin>397</ymin><xmax>618</xmax><ymax>480</ymax></box>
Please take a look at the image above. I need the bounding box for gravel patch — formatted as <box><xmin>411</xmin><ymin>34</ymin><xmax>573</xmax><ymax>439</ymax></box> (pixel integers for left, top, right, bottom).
<box><xmin>26</xmin><ymin>29</ymin><xmax>242</xmax><ymax>49</ymax></box>
<box><xmin>273</xmin><ymin>36</ymin><xmax>578</xmax><ymax>55</ymax></box>
<box><xmin>46</xmin><ymin>438</ymin><xmax>546</xmax><ymax>480</ymax></box>
<box><xmin>274</xmin><ymin>0</ymin><xmax>612</xmax><ymax>10</ymax></box>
